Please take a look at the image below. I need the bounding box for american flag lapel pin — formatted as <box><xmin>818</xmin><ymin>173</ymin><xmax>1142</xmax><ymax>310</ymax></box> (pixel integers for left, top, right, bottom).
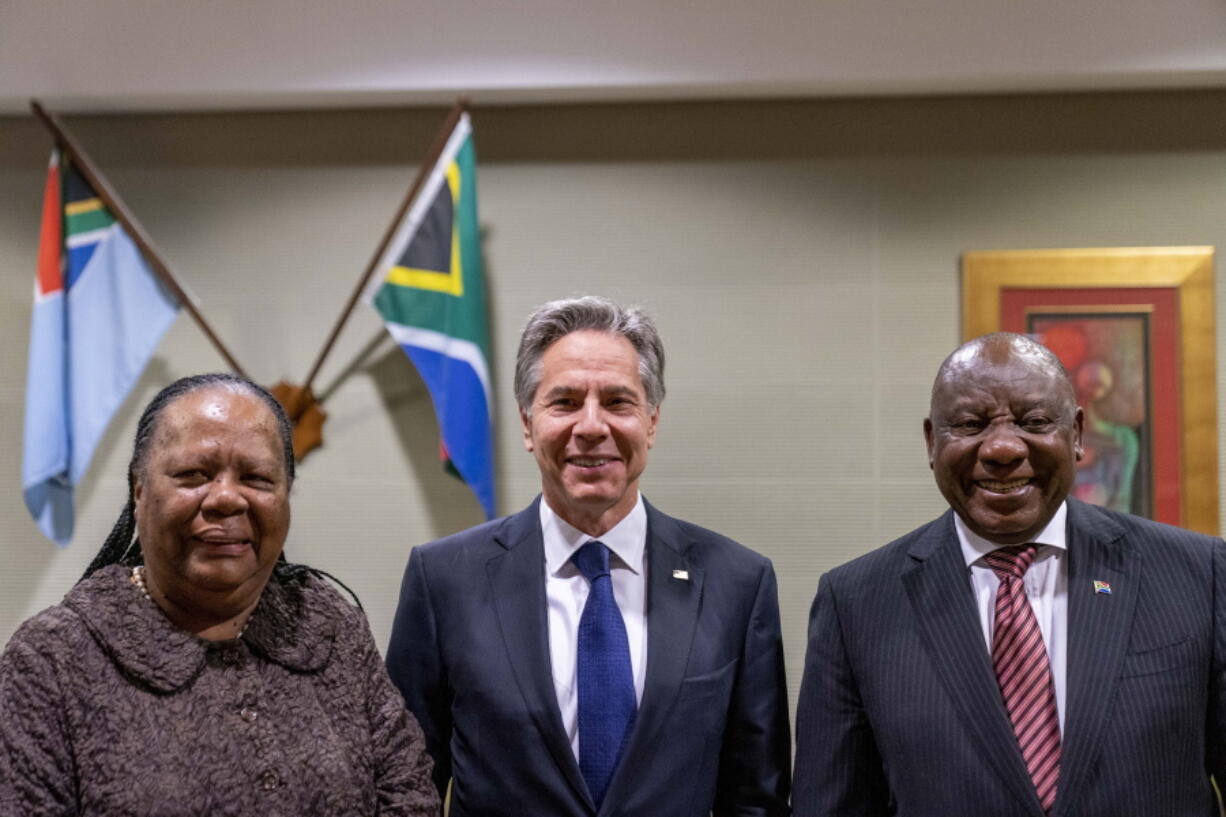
<box><xmin>1093</xmin><ymin>580</ymin><xmax>1112</xmax><ymax>595</ymax></box>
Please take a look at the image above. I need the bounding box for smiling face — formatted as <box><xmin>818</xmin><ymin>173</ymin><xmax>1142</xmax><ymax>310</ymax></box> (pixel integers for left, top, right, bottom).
<box><xmin>923</xmin><ymin>336</ymin><xmax>1084</xmax><ymax>545</ymax></box>
<box><xmin>521</xmin><ymin>330</ymin><xmax>659</xmax><ymax>536</ymax></box>
<box><xmin>134</xmin><ymin>386</ymin><xmax>290</xmax><ymax>606</ymax></box>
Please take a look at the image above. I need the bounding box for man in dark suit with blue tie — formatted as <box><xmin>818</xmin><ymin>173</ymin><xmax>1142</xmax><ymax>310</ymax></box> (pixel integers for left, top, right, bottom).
<box><xmin>387</xmin><ymin>296</ymin><xmax>791</xmax><ymax>817</ymax></box>
<box><xmin>793</xmin><ymin>332</ymin><xmax>1226</xmax><ymax>816</ymax></box>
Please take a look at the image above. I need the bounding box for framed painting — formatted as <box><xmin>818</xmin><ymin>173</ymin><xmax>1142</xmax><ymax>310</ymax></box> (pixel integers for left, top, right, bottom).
<box><xmin>961</xmin><ymin>246</ymin><xmax>1218</xmax><ymax>535</ymax></box>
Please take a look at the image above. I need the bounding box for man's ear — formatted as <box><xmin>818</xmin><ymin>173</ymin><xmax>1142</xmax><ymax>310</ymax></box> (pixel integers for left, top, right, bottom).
<box><xmin>520</xmin><ymin>407</ymin><xmax>534</xmax><ymax>452</ymax></box>
<box><xmin>923</xmin><ymin>418</ymin><xmax>936</xmax><ymax>469</ymax></box>
<box><xmin>1073</xmin><ymin>406</ymin><xmax>1085</xmax><ymax>461</ymax></box>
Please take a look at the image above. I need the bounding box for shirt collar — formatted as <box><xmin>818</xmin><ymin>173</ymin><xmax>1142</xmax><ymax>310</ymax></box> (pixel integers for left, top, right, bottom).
<box><xmin>956</xmin><ymin>500</ymin><xmax>1069</xmax><ymax>568</ymax></box>
<box><xmin>540</xmin><ymin>493</ymin><xmax>647</xmax><ymax>577</ymax></box>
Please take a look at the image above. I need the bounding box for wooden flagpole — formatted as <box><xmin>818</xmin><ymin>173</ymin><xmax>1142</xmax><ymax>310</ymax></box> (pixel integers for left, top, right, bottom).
<box><xmin>299</xmin><ymin>97</ymin><xmax>469</xmax><ymax>396</ymax></box>
<box><xmin>268</xmin><ymin>98</ymin><xmax>470</xmax><ymax>461</ymax></box>
<box><xmin>29</xmin><ymin>99</ymin><xmax>248</xmax><ymax>379</ymax></box>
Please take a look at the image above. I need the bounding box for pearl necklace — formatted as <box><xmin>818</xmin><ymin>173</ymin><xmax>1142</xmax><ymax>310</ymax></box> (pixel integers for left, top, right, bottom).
<box><xmin>129</xmin><ymin>565</ymin><xmax>153</xmax><ymax>601</ymax></box>
<box><xmin>130</xmin><ymin>566</ymin><xmax>250</xmax><ymax>639</ymax></box>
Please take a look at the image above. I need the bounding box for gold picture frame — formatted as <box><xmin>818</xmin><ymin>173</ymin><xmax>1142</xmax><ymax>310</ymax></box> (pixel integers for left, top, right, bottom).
<box><xmin>962</xmin><ymin>246</ymin><xmax>1218</xmax><ymax>535</ymax></box>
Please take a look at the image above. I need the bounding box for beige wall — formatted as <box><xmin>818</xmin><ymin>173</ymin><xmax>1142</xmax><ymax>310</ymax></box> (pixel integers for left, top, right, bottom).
<box><xmin>3</xmin><ymin>91</ymin><xmax>1226</xmax><ymax>719</ymax></box>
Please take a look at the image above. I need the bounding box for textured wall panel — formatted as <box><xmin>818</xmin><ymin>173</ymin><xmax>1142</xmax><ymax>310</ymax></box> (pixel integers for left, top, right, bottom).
<box><xmin>4</xmin><ymin>96</ymin><xmax>1226</xmax><ymax>724</ymax></box>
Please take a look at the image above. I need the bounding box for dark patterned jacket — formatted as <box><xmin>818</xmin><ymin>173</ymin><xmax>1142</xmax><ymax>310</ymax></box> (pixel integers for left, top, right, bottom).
<box><xmin>0</xmin><ymin>564</ymin><xmax>439</xmax><ymax>817</ymax></box>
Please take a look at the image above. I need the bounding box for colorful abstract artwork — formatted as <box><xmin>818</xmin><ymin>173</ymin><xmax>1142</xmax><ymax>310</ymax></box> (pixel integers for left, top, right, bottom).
<box><xmin>1029</xmin><ymin>314</ymin><xmax>1150</xmax><ymax>517</ymax></box>
<box><xmin>961</xmin><ymin>246</ymin><xmax>1218</xmax><ymax>535</ymax></box>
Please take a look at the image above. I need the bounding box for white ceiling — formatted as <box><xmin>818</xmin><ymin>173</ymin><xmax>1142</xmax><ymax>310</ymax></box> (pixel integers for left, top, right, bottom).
<box><xmin>4</xmin><ymin>0</ymin><xmax>1226</xmax><ymax>114</ymax></box>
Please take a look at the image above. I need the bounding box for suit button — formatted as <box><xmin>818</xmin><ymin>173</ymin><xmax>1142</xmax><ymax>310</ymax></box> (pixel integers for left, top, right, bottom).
<box><xmin>240</xmin><ymin>706</ymin><xmax>258</xmax><ymax>723</ymax></box>
<box><xmin>260</xmin><ymin>769</ymin><xmax>280</xmax><ymax>791</ymax></box>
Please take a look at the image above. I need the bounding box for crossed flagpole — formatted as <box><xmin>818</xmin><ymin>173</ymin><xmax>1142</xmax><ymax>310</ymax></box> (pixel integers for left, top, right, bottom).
<box><xmin>27</xmin><ymin>97</ymin><xmax>491</xmax><ymax>542</ymax></box>
<box><xmin>270</xmin><ymin>98</ymin><xmax>470</xmax><ymax>461</ymax></box>
<box><xmin>30</xmin><ymin>97</ymin><xmax>469</xmax><ymax>462</ymax></box>
<box><xmin>30</xmin><ymin>100</ymin><xmax>247</xmax><ymax>378</ymax></box>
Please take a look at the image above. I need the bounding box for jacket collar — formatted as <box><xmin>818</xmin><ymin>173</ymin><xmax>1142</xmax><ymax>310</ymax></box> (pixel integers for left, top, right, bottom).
<box><xmin>65</xmin><ymin>563</ymin><xmax>338</xmax><ymax>693</ymax></box>
<box><xmin>902</xmin><ymin>499</ymin><xmax>1136</xmax><ymax>817</ymax></box>
<box><xmin>487</xmin><ymin>496</ymin><xmax>703</xmax><ymax>812</ymax></box>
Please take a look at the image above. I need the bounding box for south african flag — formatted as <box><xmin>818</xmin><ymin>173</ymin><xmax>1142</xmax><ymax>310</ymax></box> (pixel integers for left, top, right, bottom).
<box><xmin>366</xmin><ymin>113</ymin><xmax>496</xmax><ymax>519</ymax></box>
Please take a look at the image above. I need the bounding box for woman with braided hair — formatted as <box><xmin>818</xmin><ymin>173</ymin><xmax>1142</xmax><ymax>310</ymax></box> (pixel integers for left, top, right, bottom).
<box><xmin>0</xmin><ymin>373</ymin><xmax>438</xmax><ymax>816</ymax></box>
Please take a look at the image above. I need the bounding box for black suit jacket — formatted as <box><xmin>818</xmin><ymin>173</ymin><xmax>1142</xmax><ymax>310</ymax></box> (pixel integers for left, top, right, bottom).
<box><xmin>793</xmin><ymin>498</ymin><xmax>1226</xmax><ymax>817</ymax></box>
<box><xmin>387</xmin><ymin>497</ymin><xmax>791</xmax><ymax>817</ymax></box>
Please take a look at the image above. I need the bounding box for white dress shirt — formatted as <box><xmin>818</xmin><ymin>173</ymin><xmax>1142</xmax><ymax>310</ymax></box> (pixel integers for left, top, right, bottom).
<box><xmin>956</xmin><ymin>501</ymin><xmax>1068</xmax><ymax>735</ymax></box>
<box><xmin>541</xmin><ymin>494</ymin><xmax>648</xmax><ymax>761</ymax></box>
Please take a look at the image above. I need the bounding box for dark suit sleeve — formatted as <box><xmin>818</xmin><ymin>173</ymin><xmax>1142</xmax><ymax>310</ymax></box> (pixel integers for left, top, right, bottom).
<box><xmin>386</xmin><ymin>546</ymin><xmax>451</xmax><ymax>811</ymax></box>
<box><xmin>792</xmin><ymin>573</ymin><xmax>891</xmax><ymax>817</ymax></box>
<box><xmin>1208</xmin><ymin>538</ymin><xmax>1226</xmax><ymax>790</ymax></box>
<box><xmin>713</xmin><ymin>560</ymin><xmax>792</xmax><ymax>817</ymax></box>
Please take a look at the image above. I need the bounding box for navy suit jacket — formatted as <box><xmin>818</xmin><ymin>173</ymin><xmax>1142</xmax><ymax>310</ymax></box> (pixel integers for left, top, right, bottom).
<box><xmin>387</xmin><ymin>497</ymin><xmax>791</xmax><ymax>817</ymax></box>
<box><xmin>793</xmin><ymin>498</ymin><xmax>1226</xmax><ymax>817</ymax></box>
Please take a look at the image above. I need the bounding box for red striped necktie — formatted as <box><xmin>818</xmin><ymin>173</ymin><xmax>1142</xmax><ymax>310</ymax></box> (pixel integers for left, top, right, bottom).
<box><xmin>984</xmin><ymin>545</ymin><xmax>1061</xmax><ymax>813</ymax></box>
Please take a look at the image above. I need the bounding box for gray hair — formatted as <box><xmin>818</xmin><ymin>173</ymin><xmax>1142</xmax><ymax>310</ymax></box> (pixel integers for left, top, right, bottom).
<box><xmin>514</xmin><ymin>295</ymin><xmax>665</xmax><ymax>413</ymax></box>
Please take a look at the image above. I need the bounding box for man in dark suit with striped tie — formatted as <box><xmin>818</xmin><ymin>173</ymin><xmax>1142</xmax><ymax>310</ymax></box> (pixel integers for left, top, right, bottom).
<box><xmin>388</xmin><ymin>296</ymin><xmax>791</xmax><ymax>817</ymax></box>
<box><xmin>793</xmin><ymin>332</ymin><xmax>1226</xmax><ymax>817</ymax></box>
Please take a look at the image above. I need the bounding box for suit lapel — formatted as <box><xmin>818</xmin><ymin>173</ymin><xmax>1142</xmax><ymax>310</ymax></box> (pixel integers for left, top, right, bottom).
<box><xmin>487</xmin><ymin>499</ymin><xmax>595</xmax><ymax>812</ymax></box>
<box><xmin>603</xmin><ymin>502</ymin><xmax>704</xmax><ymax>809</ymax></box>
<box><xmin>902</xmin><ymin>511</ymin><xmax>1046</xmax><ymax>817</ymax></box>
<box><xmin>1052</xmin><ymin>499</ymin><xmax>1136</xmax><ymax>817</ymax></box>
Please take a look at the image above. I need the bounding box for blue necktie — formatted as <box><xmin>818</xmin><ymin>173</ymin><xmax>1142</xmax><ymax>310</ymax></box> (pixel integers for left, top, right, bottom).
<box><xmin>573</xmin><ymin>540</ymin><xmax>637</xmax><ymax>807</ymax></box>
